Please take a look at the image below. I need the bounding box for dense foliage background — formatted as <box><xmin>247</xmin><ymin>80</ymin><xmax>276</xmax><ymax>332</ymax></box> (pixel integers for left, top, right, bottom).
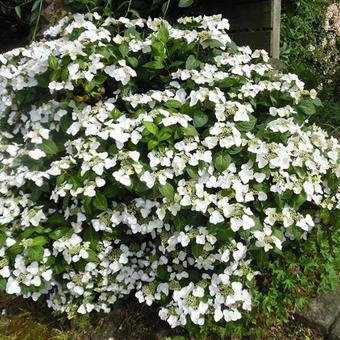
<box><xmin>281</xmin><ymin>0</ymin><xmax>339</xmax><ymax>134</ymax></box>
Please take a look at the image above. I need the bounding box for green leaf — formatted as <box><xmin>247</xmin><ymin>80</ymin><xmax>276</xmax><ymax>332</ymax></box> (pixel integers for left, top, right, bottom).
<box><xmin>7</xmin><ymin>243</ymin><xmax>24</xmax><ymax>259</ymax></box>
<box><xmin>28</xmin><ymin>246</ymin><xmax>44</xmax><ymax>262</ymax></box>
<box><xmin>33</xmin><ymin>225</ymin><xmax>51</xmax><ymax>234</ymax></box>
<box><xmin>48</xmin><ymin>55</ymin><xmax>58</xmax><ymax>70</ymax></box>
<box><xmin>148</xmin><ymin>139</ymin><xmax>159</xmax><ymax>150</ymax></box>
<box><xmin>272</xmin><ymin>228</ymin><xmax>285</xmax><ymax>242</ymax></box>
<box><xmin>0</xmin><ymin>232</ymin><xmax>6</xmax><ymax>248</ymax></box>
<box><xmin>178</xmin><ymin>0</ymin><xmax>194</xmax><ymax>8</ymax></box>
<box><xmin>0</xmin><ymin>278</ymin><xmax>6</xmax><ymax>290</ymax></box>
<box><xmin>159</xmin><ymin>183</ymin><xmax>175</xmax><ymax>200</ymax></box>
<box><xmin>143</xmin><ymin>121</ymin><xmax>159</xmax><ymax>135</ymax></box>
<box><xmin>186</xmin><ymin>166</ymin><xmax>198</xmax><ymax>179</ymax></box>
<box><xmin>213</xmin><ymin>150</ymin><xmax>232</xmax><ymax>172</ymax></box>
<box><xmin>85</xmin><ymin>249</ymin><xmax>99</xmax><ymax>262</ymax></box>
<box><xmin>185</xmin><ymin>55</ymin><xmax>200</xmax><ymax>70</ymax></box>
<box><xmin>152</xmin><ymin>40</ymin><xmax>166</xmax><ymax>58</ymax></box>
<box><xmin>157</xmin><ymin>265</ymin><xmax>170</xmax><ymax>281</ymax></box>
<box><xmin>320</xmin><ymin>208</ymin><xmax>330</xmax><ymax>225</ymax></box>
<box><xmin>119</xmin><ymin>43</ymin><xmax>129</xmax><ymax>58</ymax></box>
<box><xmin>228</xmin><ymin>146</ymin><xmax>243</xmax><ymax>155</ymax></box>
<box><xmin>49</xmin><ymin>227</ymin><xmax>69</xmax><ymax>240</ymax></box>
<box><xmin>61</xmin><ymin>67</ymin><xmax>69</xmax><ymax>81</ymax></box>
<box><xmin>83</xmin><ymin>227</ymin><xmax>100</xmax><ymax>249</ymax></box>
<box><xmin>193</xmin><ymin>112</ymin><xmax>208</xmax><ymax>128</ymax></box>
<box><xmin>214</xmin><ymin>224</ymin><xmax>234</xmax><ymax>243</ymax></box>
<box><xmin>15</xmin><ymin>6</ymin><xmax>21</xmax><ymax>18</ymax></box>
<box><xmin>312</xmin><ymin>97</ymin><xmax>322</xmax><ymax>107</ymax></box>
<box><xmin>256</xmin><ymin>250</ymin><xmax>269</xmax><ymax>270</ymax></box>
<box><xmin>31</xmin><ymin>235</ymin><xmax>48</xmax><ymax>246</ymax></box>
<box><xmin>218</xmin><ymin>77</ymin><xmax>239</xmax><ymax>89</ymax></box>
<box><xmin>236</xmin><ymin>115</ymin><xmax>257</xmax><ymax>132</ymax></box>
<box><xmin>165</xmin><ymin>100</ymin><xmax>182</xmax><ymax>108</ymax></box>
<box><xmin>132</xmin><ymin>177</ymin><xmax>149</xmax><ymax>193</ymax></box>
<box><xmin>127</xmin><ymin>57</ymin><xmax>138</xmax><ymax>68</ymax></box>
<box><xmin>201</xmin><ymin>39</ymin><xmax>223</xmax><ymax>49</ymax></box>
<box><xmin>292</xmin><ymin>192</ymin><xmax>306</xmax><ymax>210</ymax></box>
<box><xmin>142</xmin><ymin>60</ymin><xmax>164</xmax><ymax>69</ymax></box>
<box><xmin>274</xmin><ymin>193</ymin><xmax>284</xmax><ymax>210</ymax></box>
<box><xmin>93</xmin><ymin>193</ymin><xmax>108</xmax><ymax>211</ymax></box>
<box><xmin>45</xmin><ymin>256</ymin><xmax>55</xmax><ymax>267</ymax></box>
<box><xmin>183</xmin><ymin>125</ymin><xmax>198</xmax><ymax>137</ymax></box>
<box><xmin>32</xmin><ymin>0</ymin><xmax>41</xmax><ymax>12</ymax></box>
<box><xmin>191</xmin><ymin>243</ymin><xmax>203</xmax><ymax>258</ymax></box>
<box><xmin>48</xmin><ymin>213</ymin><xmax>66</xmax><ymax>226</ymax></box>
<box><xmin>158</xmin><ymin>24</ymin><xmax>169</xmax><ymax>43</ymax></box>
<box><xmin>40</xmin><ymin>139</ymin><xmax>59</xmax><ymax>155</ymax></box>
<box><xmin>298</xmin><ymin>98</ymin><xmax>316</xmax><ymax>116</ymax></box>
<box><xmin>157</xmin><ymin>129</ymin><xmax>172</xmax><ymax>142</ymax></box>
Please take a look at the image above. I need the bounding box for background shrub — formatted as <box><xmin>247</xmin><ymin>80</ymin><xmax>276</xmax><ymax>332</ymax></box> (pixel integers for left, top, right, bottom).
<box><xmin>0</xmin><ymin>14</ymin><xmax>339</xmax><ymax>336</ymax></box>
<box><xmin>281</xmin><ymin>0</ymin><xmax>340</xmax><ymax>133</ymax></box>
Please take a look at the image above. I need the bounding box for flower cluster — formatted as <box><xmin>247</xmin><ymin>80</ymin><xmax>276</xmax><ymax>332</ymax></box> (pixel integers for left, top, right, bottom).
<box><xmin>324</xmin><ymin>3</ymin><xmax>340</xmax><ymax>36</ymax></box>
<box><xmin>320</xmin><ymin>2</ymin><xmax>340</xmax><ymax>82</ymax></box>
<box><xmin>0</xmin><ymin>13</ymin><xmax>339</xmax><ymax>328</ymax></box>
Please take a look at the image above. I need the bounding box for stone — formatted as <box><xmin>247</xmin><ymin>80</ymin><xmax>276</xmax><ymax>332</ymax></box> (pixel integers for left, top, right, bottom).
<box><xmin>296</xmin><ymin>287</ymin><xmax>340</xmax><ymax>334</ymax></box>
<box><xmin>330</xmin><ymin>316</ymin><xmax>340</xmax><ymax>340</ymax></box>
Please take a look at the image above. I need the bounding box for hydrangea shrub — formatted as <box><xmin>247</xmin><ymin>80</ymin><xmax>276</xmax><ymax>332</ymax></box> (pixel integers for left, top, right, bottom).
<box><xmin>0</xmin><ymin>13</ymin><xmax>339</xmax><ymax>328</ymax></box>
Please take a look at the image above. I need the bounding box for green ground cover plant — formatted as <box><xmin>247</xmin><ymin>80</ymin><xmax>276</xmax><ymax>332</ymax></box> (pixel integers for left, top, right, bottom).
<box><xmin>0</xmin><ymin>13</ymin><xmax>339</xmax><ymax>338</ymax></box>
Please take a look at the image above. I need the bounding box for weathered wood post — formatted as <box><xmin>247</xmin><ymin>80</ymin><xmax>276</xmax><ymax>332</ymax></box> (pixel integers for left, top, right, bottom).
<box><xmin>270</xmin><ymin>0</ymin><xmax>281</xmax><ymax>58</ymax></box>
<box><xmin>224</xmin><ymin>0</ymin><xmax>281</xmax><ymax>58</ymax></box>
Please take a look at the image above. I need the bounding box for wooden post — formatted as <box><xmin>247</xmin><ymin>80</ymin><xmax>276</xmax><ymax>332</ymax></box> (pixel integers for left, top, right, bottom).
<box><xmin>270</xmin><ymin>0</ymin><xmax>281</xmax><ymax>58</ymax></box>
<box><xmin>225</xmin><ymin>0</ymin><xmax>281</xmax><ymax>58</ymax></box>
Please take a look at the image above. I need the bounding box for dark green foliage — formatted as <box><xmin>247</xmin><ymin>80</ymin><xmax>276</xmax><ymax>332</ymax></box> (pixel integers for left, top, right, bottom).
<box><xmin>280</xmin><ymin>0</ymin><xmax>340</xmax><ymax>134</ymax></box>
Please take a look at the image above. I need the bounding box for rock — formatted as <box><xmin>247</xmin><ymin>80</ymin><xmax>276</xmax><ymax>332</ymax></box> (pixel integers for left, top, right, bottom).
<box><xmin>330</xmin><ymin>317</ymin><xmax>340</xmax><ymax>340</ymax></box>
<box><xmin>296</xmin><ymin>287</ymin><xmax>340</xmax><ymax>334</ymax></box>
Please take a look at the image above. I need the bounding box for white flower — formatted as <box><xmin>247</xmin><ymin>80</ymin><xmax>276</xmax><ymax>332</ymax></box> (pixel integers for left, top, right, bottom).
<box><xmin>209</xmin><ymin>210</ymin><xmax>224</xmax><ymax>224</ymax></box>
<box><xmin>220</xmin><ymin>249</ymin><xmax>230</xmax><ymax>262</ymax></box>
<box><xmin>177</xmin><ymin>232</ymin><xmax>190</xmax><ymax>247</ymax></box>
<box><xmin>68</xmin><ymin>63</ymin><xmax>80</xmax><ymax>79</ymax></box>
<box><xmin>95</xmin><ymin>177</ymin><xmax>106</xmax><ymax>187</ymax></box>
<box><xmin>28</xmin><ymin>149</ymin><xmax>46</xmax><ymax>160</ymax></box>
<box><xmin>6</xmin><ymin>238</ymin><xmax>16</xmax><ymax>247</ymax></box>
<box><xmin>214</xmin><ymin>308</ymin><xmax>223</xmax><ymax>322</ymax></box>
<box><xmin>113</xmin><ymin>169</ymin><xmax>131</xmax><ymax>186</ymax></box>
<box><xmin>104</xmin><ymin>60</ymin><xmax>137</xmax><ymax>85</ymax></box>
<box><xmin>27</xmin><ymin>262</ymin><xmax>39</xmax><ymax>275</ymax></box>
<box><xmin>41</xmin><ymin>269</ymin><xmax>52</xmax><ymax>281</ymax></box>
<box><xmin>303</xmin><ymin>181</ymin><xmax>314</xmax><ymax>197</ymax></box>
<box><xmin>77</xmin><ymin>305</ymin><xmax>87</xmax><ymax>314</ymax></box>
<box><xmin>84</xmin><ymin>185</ymin><xmax>96</xmax><ymax>197</ymax></box>
<box><xmin>0</xmin><ymin>266</ymin><xmax>10</xmax><ymax>278</ymax></box>
<box><xmin>6</xmin><ymin>277</ymin><xmax>21</xmax><ymax>295</ymax></box>
<box><xmin>242</xmin><ymin>215</ymin><xmax>255</xmax><ymax>229</ymax></box>
<box><xmin>193</xmin><ymin>286</ymin><xmax>205</xmax><ymax>297</ymax></box>
<box><xmin>233</xmin><ymin>243</ymin><xmax>246</xmax><ymax>261</ymax></box>
<box><xmin>258</xmin><ymin>191</ymin><xmax>268</xmax><ymax>201</ymax></box>
<box><xmin>31</xmin><ymin>276</ymin><xmax>41</xmax><ymax>287</ymax></box>
<box><xmin>140</xmin><ymin>171</ymin><xmax>155</xmax><ymax>188</ymax></box>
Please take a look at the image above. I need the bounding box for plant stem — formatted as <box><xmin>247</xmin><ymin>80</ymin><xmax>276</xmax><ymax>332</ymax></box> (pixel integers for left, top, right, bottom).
<box><xmin>162</xmin><ymin>0</ymin><xmax>170</xmax><ymax>18</ymax></box>
<box><xmin>125</xmin><ymin>0</ymin><xmax>132</xmax><ymax>17</ymax></box>
<box><xmin>32</xmin><ymin>0</ymin><xmax>43</xmax><ymax>41</ymax></box>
